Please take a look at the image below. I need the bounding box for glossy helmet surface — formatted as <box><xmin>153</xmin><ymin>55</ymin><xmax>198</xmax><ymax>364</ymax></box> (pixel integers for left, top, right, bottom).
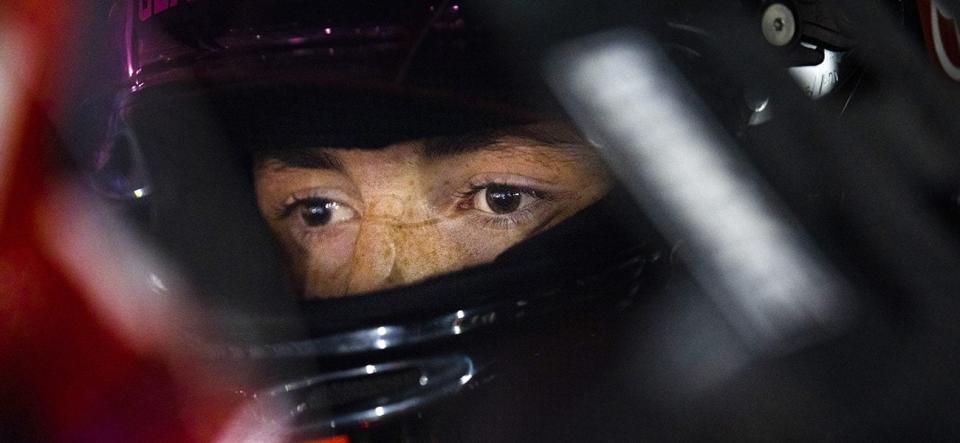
<box><xmin>77</xmin><ymin>1</ymin><xmax>672</xmax><ymax>440</ymax></box>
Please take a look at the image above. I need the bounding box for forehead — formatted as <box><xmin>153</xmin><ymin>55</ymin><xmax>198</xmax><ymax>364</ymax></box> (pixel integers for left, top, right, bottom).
<box><xmin>418</xmin><ymin>122</ymin><xmax>586</xmax><ymax>158</ymax></box>
<box><xmin>253</xmin><ymin>122</ymin><xmax>589</xmax><ymax>171</ymax></box>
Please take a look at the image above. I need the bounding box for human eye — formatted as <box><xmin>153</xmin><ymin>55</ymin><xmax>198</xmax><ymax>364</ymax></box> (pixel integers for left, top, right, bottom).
<box><xmin>280</xmin><ymin>196</ymin><xmax>357</xmax><ymax>229</ymax></box>
<box><xmin>457</xmin><ymin>182</ymin><xmax>552</xmax><ymax>229</ymax></box>
<box><xmin>474</xmin><ymin>184</ymin><xmax>537</xmax><ymax>214</ymax></box>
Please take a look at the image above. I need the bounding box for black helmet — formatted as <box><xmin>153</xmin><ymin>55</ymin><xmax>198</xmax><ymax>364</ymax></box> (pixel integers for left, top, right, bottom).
<box><xmin>72</xmin><ymin>1</ymin><xmax>960</xmax><ymax>441</ymax></box>
<box><xmin>73</xmin><ymin>1</ymin><xmax>675</xmax><ymax>440</ymax></box>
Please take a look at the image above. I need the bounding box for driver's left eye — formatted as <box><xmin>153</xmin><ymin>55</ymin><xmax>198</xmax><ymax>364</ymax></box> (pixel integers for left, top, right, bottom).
<box><xmin>481</xmin><ymin>185</ymin><xmax>523</xmax><ymax>214</ymax></box>
<box><xmin>471</xmin><ymin>185</ymin><xmax>541</xmax><ymax>216</ymax></box>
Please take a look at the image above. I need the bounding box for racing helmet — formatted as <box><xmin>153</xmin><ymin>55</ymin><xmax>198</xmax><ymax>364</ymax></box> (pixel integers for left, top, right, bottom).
<box><xmin>70</xmin><ymin>0</ymin><xmax>866</xmax><ymax>440</ymax></box>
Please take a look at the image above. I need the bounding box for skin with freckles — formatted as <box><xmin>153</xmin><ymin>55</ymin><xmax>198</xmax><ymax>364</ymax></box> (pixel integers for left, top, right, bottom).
<box><xmin>253</xmin><ymin>123</ymin><xmax>612</xmax><ymax>298</ymax></box>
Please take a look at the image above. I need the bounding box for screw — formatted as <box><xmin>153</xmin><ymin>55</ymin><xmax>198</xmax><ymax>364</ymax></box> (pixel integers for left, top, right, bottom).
<box><xmin>773</xmin><ymin>17</ymin><xmax>784</xmax><ymax>31</ymax></box>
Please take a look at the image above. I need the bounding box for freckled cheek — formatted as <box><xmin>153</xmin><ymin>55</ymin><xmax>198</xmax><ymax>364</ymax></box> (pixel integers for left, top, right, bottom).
<box><xmin>300</xmin><ymin>224</ymin><xmax>361</xmax><ymax>297</ymax></box>
<box><xmin>396</xmin><ymin>226</ymin><xmax>470</xmax><ymax>278</ymax></box>
<box><xmin>431</xmin><ymin>219</ymin><xmax>528</xmax><ymax>266</ymax></box>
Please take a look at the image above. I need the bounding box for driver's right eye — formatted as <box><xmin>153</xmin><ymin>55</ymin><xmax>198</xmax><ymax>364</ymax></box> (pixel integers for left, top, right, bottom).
<box><xmin>285</xmin><ymin>198</ymin><xmax>357</xmax><ymax>228</ymax></box>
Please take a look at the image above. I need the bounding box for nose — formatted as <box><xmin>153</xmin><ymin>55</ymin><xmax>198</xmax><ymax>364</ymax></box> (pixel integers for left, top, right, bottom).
<box><xmin>346</xmin><ymin>220</ymin><xmax>400</xmax><ymax>294</ymax></box>
<box><xmin>345</xmin><ymin>217</ymin><xmax>462</xmax><ymax>295</ymax></box>
<box><xmin>346</xmin><ymin>196</ymin><xmax>406</xmax><ymax>294</ymax></box>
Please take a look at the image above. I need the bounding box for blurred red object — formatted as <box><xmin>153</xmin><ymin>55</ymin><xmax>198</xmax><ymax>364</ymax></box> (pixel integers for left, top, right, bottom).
<box><xmin>918</xmin><ymin>0</ymin><xmax>960</xmax><ymax>82</ymax></box>
<box><xmin>0</xmin><ymin>3</ymin><xmax>243</xmax><ymax>441</ymax></box>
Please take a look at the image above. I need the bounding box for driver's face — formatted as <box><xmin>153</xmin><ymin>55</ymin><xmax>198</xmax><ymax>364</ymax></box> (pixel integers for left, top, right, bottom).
<box><xmin>254</xmin><ymin>123</ymin><xmax>611</xmax><ymax>298</ymax></box>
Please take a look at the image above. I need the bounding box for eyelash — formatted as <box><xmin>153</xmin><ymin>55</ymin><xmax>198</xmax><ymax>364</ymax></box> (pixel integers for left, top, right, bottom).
<box><xmin>278</xmin><ymin>197</ymin><xmax>315</xmax><ymax>219</ymax></box>
<box><xmin>275</xmin><ymin>197</ymin><xmax>326</xmax><ymax>220</ymax></box>
<box><xmin>276</xmin><ymin>196</ymin><xmax>358</xmax><ymax>243</ymax></box>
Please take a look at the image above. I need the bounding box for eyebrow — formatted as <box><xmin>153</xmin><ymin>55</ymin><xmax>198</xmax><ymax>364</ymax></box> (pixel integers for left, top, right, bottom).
<box><xmin>253</xmin><ymin>124</ymin><xmax>589</xmax><ymax>170</ymax></box>
<box><xmin>254</xmin><ymin>148</ymin><xmax>344</xmax><ymax>172</ymax></box>
<box><xmin>421</xmin><ymin>125</ymin><xmax>587</xmax><ymax>159</ymax></box>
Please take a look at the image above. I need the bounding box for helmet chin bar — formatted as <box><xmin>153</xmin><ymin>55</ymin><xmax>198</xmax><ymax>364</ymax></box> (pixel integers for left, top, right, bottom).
<box><xmin>246</xmin><ymin>354</ymin><xmax>476</xmax><ymax>437</ymax></box>
<box><xmin>210</xmin><ymin>242</ymin><xmax>661</xmax><ymax>359</ymax></box>
<box><xmin>207</xmin><ymin>244</ymin><xmax>663</xmax><ymax>435</ymax></box>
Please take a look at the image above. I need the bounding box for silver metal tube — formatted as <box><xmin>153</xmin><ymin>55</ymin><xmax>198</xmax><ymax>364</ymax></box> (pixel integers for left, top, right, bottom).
<box><xmin>545</xmin><ymin>31</ymin><xmax>852</xmax><ymax>354</ymax></box>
